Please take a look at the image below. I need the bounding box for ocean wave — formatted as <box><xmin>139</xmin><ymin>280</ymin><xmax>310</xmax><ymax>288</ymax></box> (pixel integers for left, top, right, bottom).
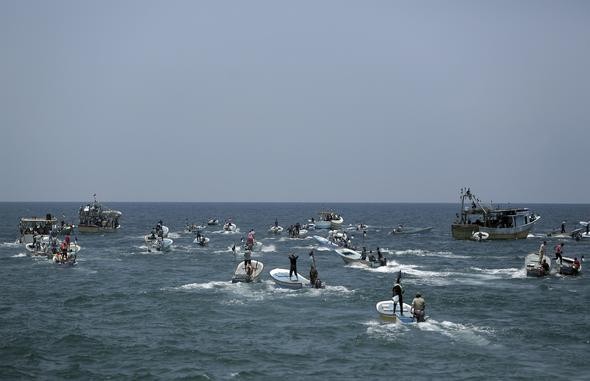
<box><xmin>12</xmin><ymin>253</ymin><xmax>28</xmax><ymax>258</ymax></box>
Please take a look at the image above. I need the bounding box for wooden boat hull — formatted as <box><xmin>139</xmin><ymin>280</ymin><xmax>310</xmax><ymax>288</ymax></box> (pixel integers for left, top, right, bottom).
<box><xmin>78</xmin><ymin>225</ymin><xmax>119</xmax><ymax>233</ymax></box>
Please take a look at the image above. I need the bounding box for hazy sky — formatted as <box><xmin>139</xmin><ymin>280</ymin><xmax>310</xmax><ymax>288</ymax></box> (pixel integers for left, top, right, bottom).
<box><xmin>1</xmin><ymin>1</ymin><xmax>589</xmax><ymax>203</ymax></box>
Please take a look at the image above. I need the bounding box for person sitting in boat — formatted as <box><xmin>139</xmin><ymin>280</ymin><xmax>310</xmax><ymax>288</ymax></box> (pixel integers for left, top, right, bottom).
<box><xmin>554</xmin><ymin>243</ymin><xmax>564</xmax><ymax>264</ymax></box>
<box><xmin>274</xmin><ymin>219</ymin><xmax>279</xmax><ymax>227</ymax></box>
<box><xmin>361</xmin><ymin>247</ymin><xmax>367</xmax><ymax>260</ymax></box>
<box><xmin>572</xmin><ymin>257</ymin><xmax>581</xmax><ymax>271</ymax></box>
<box><xmin>368</xmin><ymin>251</ymin><xmax>376</xmax><ymax>263</ymax></box>
<box><xmin>411</xmin><ymin>293</ymin><xmax>426</xmax><ymax>322</ymax></box>
<box><xmin>541</xmin><ymin>259</ymin><xmax>550</xmax><ymax>274</ymax></box>
<box><xmin>150</xmin><ymin>229</ymin><xmax>157</xmax><ymax>240</ymax></box>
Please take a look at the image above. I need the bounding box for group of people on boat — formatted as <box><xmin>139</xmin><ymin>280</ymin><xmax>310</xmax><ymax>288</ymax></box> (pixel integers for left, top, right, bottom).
<box><xmin>361</xmin><ymin>247</ymin><xmax>387</xmax><ymax>266</ymax></box>
<box><xmin>287</xmin><ymin>223</ymin><xmax>303</xmax><ymax>238</ymax></box>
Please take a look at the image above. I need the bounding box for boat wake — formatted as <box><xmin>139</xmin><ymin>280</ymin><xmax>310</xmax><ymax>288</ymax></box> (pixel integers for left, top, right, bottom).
<box><xmin>382</xmin><ymin>248</ymin><xmax>470</xmax><ymax>259</ymax></box>
<box><xmin>470</xmin><ymin>267</ymin><xmax>526</xmax><ymax>279</ymax></box>
<box><xmin>260</xmin><ymin>244</ymin><xmax>276</xmax><ymax>253</ymax></box>
<box><xmin>416</xmin><ymin>319</ymin><xmax>496</xmax><ymax>347</ymax></box>
<box><xmin>12</xmin><ymin>252</ymin><xmax>27</xmax><ymax>258</ymax></box>
<box><xmin>2</xmin><ymin>242</ymin><xmax>20</xmax><ymax>248</ymax></box>
<box><xmin>365</xmin><ymin>319</ymin><xmax>495</xmax><ymax>347</ymax></box>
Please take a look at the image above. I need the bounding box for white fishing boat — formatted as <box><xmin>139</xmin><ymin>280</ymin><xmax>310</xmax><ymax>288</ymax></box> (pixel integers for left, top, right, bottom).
<box><xmin>313</xmin><ymin>211</ymin><xmax>344</xmax><ymax>229</ymax></box>
<box><xmin>145</xmin><ymin>235</ymin><xmax>173</xmax><ymax>252</ymax></box>
<box><xmin>208</xmin><ymin>218</ymin><xmax>219</xmax><ymax>226</ymax></box>
<box><xmin>26</xmin><ymin>236</ymin><xmax>80</xmax><ymax>257</ymax></box>
<box><xmin>18</xmin><ymin>215</ymin><xmax>58</xmax><ymax>244</ymax></box>
<box><xmin>232</xmin><ymin>260</ymin><xmax>264</xmax><ymax>283</ymax></box>
<box><xmin>451</xmin><ymin>188</ymin><xmax>540</xmax><ymax>240</ymax></box>
<box><xmin>334</xmin><ymin>248</ymin><xmax>386</xmax><ymax>267</ymax></box>
<box><xmin>269</xmin><ymin>268</ymin><xmax>310</xmax><ymax>289</ymax></box>
<box><xmin>375</xmin><ymin>300</ymin><xmax>415</xmax><ymax>324</ymax></box>
<box><xmin>184</xmin><ymin>223</ymin><xmax>205</xmax><ymax>234</ymax></box>
<box><xmin>524</xmin><ymin>253</ymin><xmax>551</xmax><ymax>277</ymax></box>
<box><xmin>78</xmin><ymin>195</ymin><xmax>122</xmax><ymax>233</ymax></box>
<box><xmin>558</xmin><ymin>256</ymin><xmax>583</xmax><ymax>276</ymax></box>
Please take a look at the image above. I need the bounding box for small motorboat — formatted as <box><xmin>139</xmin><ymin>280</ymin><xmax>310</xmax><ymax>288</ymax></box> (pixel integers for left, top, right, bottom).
<box><xmin>558</xmin><ymin>256</ymin><xmax>583</xmax><ymax>276</ymax></box>
<box><xmin>193</xmin><ymin>236</ymin><xmax>210</xmax><ymax>246</ymax></box>
<box><xmin>524</xmin><ymin>253</ymin><xmax>551</xmax><ymax>277</ymax></box>
<box><xmin>313</xmin><ymin>235</ymin><xmax>339</xmax><ymax>249</ymax></box>
<box><xmin>269</xmin><ymin>225</ymin><xmax>283</xmax><ymax>234</ymax></box>
<box><xmin>145</xmin><ymin>235</ymin><xmax>173</xmax><ymax>252</ymax></box>
<box><xmin>52</xmin><ymin>252</ymin><xmax>77</xmax><ymax>266</ymax></box>
<box><xmin>334</xmin><ymin>248</ymin><xmax>386</xmax><ymax>268</ymax></box>
<box><xmin>207</xmin><ymin>218</ymin><xmax>219</xmax><ymax>226</ymax></box>
<box><xmin>471</xmin><ymin>231</ymin><xmax>489</xmax><ymax>241</ymax></box>
<box><xmin>269</xmin><ymin>268</ymin><xmax>311</xmax><ymax>289</ymax></box>
<box><xmin>391</xmin><ymin>225</ymin><xmax>433</xmax><ymax>235</ymax></box>
<box><xmin>223</xmin><ymin>222</ymin><xmax>237</xmax><ymax>232</ymax></box>
<box><xmin>184</xmin><ymin>223</ymin><xmax>206</xmax><ymax>234</ymax></box>
<box><xmin>375</xmin><ymin>300</ymin><xmax>416</xmax><ymax>324</ymax></box>
<box><xmin>232</xmin><ymin>260</ymin><xmax>264</xmax><ymax>283</ymax></box>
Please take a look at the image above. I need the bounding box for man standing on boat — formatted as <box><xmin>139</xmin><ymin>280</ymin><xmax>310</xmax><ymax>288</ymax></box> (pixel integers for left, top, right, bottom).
<box><xmin>554</xmin><ymin>242</ymin><xmax>564</xmax><ymax>264</ymax></box>
<box><xmin>392</xmin><ymin>272</ymin><xmax>404</xmax><ymax>315</ymax></box>
<box><xmin>288</xmin><ymin>253</ymin><xmax>299</xmax><ymax>280</ymax></box>
<box><xmin>538</xmin><ymin>241</ymin><xmax>547</xmax><ymax>263</ymax></box>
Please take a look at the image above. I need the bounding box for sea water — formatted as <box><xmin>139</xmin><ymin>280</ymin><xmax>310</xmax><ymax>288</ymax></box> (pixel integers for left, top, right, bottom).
<box><xmin>0</xmin><ymin>202</ymin><xmax>589</xmax><ymax>380</ymax></box>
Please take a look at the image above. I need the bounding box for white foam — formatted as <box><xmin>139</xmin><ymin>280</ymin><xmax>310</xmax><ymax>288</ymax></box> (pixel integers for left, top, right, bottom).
<box><xmin>167</xmin><ymin>232</ymin><xmax>181</xmax><ymax>239</ymax></box>
<box><xmin>261</xmin><ymin>244</ymin><xmax>276</xmax><ymax>253</ymax></box>
<box><xmin>416</xmin><ymin>319</ymin><xmax>495</xmax><ymax>347</ymax></box>
<box><xmin>2</xmin><ymin>242</ymin><xmax>21</xmax><ymax>248</ymax></box>
<box><xmin>470</xmin><ymin>267</ymin><xmax>527</xmax><ymax>279</ymax></box>
<box><xmin>12</xmin><ymin>253</ymin><xmax>27</xmax><ymax>258</ymax></box>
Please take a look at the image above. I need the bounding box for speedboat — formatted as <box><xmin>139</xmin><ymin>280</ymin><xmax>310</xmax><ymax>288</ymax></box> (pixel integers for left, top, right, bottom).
<box><xmin>375</xmin><ymin>300</ymin><xmax>416</xmax><ymax>324</ymax></box>
<box><xmin>184</xmin><ymin>223</ymin><xmax>206</xmax><ymax>234</ymax></box>
<box><xmin>207</xmin><ymin>218</ymin><xmax>219</xmax><ymax>226</ymax></box>
<box><xmin>451</xmin><ymin>188</ymin><xmax>540</xmax><ymax>240</ymax></box>
<box><xmin>232</xmin><ymin>260</ymin><xmax>264</xmax><ymax>283</ymax></box>
<box><xmin>334</xmin><ymin>248</ymin><xmax>386</xmax><ymax>268</ymax></box>
<box><xmin>78</xmin><ymin>195</ymin><xmax>122</xmax><ymax>233</ymax></box>
<box><xmin>269</xmin><ymin>268</ymin><xmax>312</xmax><ymax>289</ymax></box>
<box><xmin>558</xmin><ymin>256</ymin><xmax>583</xmax><ymax>276</ymax></box>
<box><xmin>524</xmin><ymin>253</ymin><xmax>551</xmax><ymax>277</ymax></box>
